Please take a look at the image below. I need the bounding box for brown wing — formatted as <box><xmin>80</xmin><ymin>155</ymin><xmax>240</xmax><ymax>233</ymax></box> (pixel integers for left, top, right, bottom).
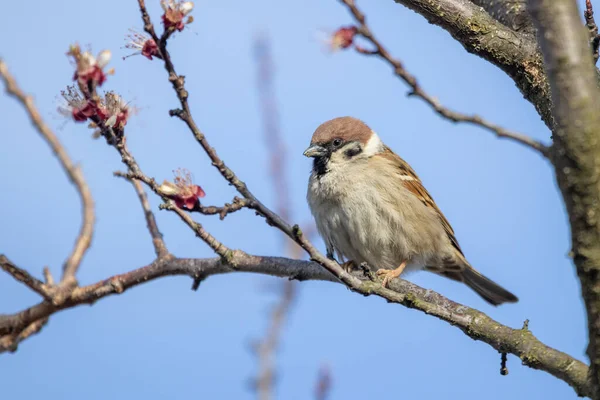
<box><xmin>379</xmin><ymin>146</ymin><xmax>465</xmax><ymax>258</ymax></box>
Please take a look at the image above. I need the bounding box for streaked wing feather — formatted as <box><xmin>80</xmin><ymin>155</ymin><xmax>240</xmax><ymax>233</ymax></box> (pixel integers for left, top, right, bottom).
<box><xmin>381</xmin><ymin>146</ymin><xmax>464</xmax><ymax>257</ymax></box>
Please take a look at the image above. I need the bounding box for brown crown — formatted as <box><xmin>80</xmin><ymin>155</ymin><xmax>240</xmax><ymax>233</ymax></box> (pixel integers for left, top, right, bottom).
<box><xmin>310</xmin><ymin>116</ymin><xmax>373</xmax><ymax>145</ymax></box>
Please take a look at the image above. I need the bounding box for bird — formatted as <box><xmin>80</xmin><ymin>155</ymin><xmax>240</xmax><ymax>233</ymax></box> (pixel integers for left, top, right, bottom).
<box><xmin>304</xmin><ymin>116</ymin><xmax>518</xmax><ymax>306</ymax></box>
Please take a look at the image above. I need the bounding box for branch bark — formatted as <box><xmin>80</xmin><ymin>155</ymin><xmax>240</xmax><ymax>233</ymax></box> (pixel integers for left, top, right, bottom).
<box><xmin>0</xmin><ymin>254</ymin><xmax>590</xmax><ymax>396</ymax></box>
<box><xmin>528</xmin><ymin>0</ymin><xmax>600</xmax><ymax>398</ymax></box>
<box><xmin>470</xmin><ymin>0</ymin><xmax>534</xmax><ymax>34</ymax></box>
<box><xmin>392</xmin><ymin>0</ymin><xmax>553</xmax><ymax>129</ymax></box>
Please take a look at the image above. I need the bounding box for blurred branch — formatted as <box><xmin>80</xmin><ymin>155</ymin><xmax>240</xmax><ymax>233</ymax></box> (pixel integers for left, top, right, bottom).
<box><xmin>338</xmin><ymin>0</ymin><xmax>550</xmax><ymax>157</ymax></box>
<box><xmin>253</xmin><ymin>33</ymin><xmax>299</xmax><ymax>400</ymax></box>
<box><xmin>314</xmin><ymin>365</ymin><xmax>332</xmax><ymax>400</ymax></box>
<box><xmin>254</xmin><ymin>281</ymin><xmax>297</xmax><ymax>400</ymax></box>
<box><xmin>0</xmin><ymin>60</ymin><xmax>95</xmax><ymax>293</ymax></box>
<box><xmin>528</xmin><ymin>0</ymin><xmax>600</xmax><ymax>397</ymax></box>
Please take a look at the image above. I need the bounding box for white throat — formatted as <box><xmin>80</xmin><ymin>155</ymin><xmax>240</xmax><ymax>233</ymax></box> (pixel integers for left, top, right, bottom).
<box><xmin>363</xmin><ymin>131</ymin><xmax>384</xmax><ymax>156</ymax></box>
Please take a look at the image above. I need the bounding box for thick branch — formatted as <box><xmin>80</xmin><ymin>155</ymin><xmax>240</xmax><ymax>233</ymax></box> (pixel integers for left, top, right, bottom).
<box><xmin>528</xmin><ymin>0</ymin><xmax>600</xmax><ymax>398</ymax></box>
<box><xmin>470</xmin><ymin>0</ymin><xmax>534</xmax><ymax>34</ymax></box>
<box><xmin>0</xmin><ymin>60</ymin><xmax>95</xmax><ymax>285</ymax></box>
<box><xmin>392</xmin><ymin>0</ymin><xmax>553</xmax><ymax>129</ymax></box>
<box><xmin>0</xmin><ymin>254</ymin><xmax>590</xmax><ymax>396</ymax></box>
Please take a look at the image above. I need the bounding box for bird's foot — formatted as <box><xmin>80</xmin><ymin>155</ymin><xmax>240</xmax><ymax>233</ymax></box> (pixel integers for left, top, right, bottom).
<box><xmin>376</xmin><ymin>261</ymin><xmax>407</xmax><ymax>288</ymax></box>
<box><xmin>341</xmin><ymin>260</ymin><xmax>357</xmax><ymax>273</ymax></box>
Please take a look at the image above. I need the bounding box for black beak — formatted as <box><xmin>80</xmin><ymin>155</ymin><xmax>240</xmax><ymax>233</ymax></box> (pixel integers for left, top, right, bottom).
<box><xmin>303</xmin><ymin>145</ymin><xmax>328</xmax><ymax>158</ymax></box>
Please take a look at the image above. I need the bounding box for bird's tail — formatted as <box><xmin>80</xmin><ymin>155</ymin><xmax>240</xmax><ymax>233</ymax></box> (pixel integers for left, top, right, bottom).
<box><xmin>433</xmin><ymin>264</ymin><xmax>518</xmax><ymax>306</ymax></box>
<box><xmin>461</xmin><ymin>267</ymin><xmax>518</xmax><ymax>306</ymax></box>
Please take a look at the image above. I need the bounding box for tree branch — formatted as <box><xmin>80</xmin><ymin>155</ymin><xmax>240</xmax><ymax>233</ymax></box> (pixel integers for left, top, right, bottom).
<box><xmin>0</xmin><ymin>255</ymin><xmax>51</xmax><ymax>300</ymax></box>
<box><xmin>0</xmin><ymin>60</ymin><xmax>95</xmax><ymax>287</ymax></box>
<box><xmin>391</xmin><ymin>0</ymin><xmax>553</xmax><ymax>129</ymax></box>
<box><xmin>0</xmin><ymin>254</ymin><xmax>590</xmax><ymax>396</ymax></box>
<box><xmin>116</xmin><ymin>174</ymin><xmax>169</xmax><ymax>258</ymax></box>
<box><xmin>339</xmin><ymin>0</ymin><xmax>550</xmax><ymax>158</ymax></box>
<box><xmin>470</xmin><ymin>0</ymin><xmax>534</xmax><ymax>34</ymax></box>
<box><xmin>528</xmin><ymin>0</ymin><xmax>600</xmax><ymax>398</ymax></box>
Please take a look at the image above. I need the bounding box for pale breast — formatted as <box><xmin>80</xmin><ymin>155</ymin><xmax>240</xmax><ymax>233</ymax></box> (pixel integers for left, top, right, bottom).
<box><xmin>307</xmin><ymin>159</ymin><xmax>450</xmax><ymax>271</ymax></box>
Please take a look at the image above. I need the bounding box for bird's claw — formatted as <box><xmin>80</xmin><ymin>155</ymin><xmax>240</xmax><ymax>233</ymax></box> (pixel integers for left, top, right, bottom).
<box><xmin>376</xmin><ymin>268</ymin><xmax>401</xmax><ymax>288</ymax></box>
<box><xmin>341</xmin><ymin>260</ymin><xmax>356</xmax><ymax>273</ymax></box>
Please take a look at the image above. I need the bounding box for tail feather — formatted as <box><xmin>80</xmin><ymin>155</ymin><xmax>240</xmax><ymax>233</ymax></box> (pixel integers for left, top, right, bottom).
<box><xmin>434</xmin><ymin>267</ymin><xmax>518</xmax><ymax>306</ymax></box>
<box><xmin>461</xmin><ymin>267</ymin><xmax>518</xmax><ymax>306</ymax></box>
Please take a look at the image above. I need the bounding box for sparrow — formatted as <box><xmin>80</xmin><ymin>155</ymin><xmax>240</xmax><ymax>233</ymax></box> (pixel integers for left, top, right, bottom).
<box><xmin>304</xmin><ymin>116</ymin><xmax>518</xmax><ymax>305</ymax></box>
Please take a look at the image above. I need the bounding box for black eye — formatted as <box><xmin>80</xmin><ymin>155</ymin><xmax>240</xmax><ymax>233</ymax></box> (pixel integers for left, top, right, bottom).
<box><xmin>332</xmin><ymin>138</ymin><xmax>343</xmax><ymax>148</ymax></box>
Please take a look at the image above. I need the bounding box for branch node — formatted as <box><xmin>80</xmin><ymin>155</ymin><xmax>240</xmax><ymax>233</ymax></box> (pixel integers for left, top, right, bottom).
<box><xmin>191</xmin><ymin>275</ymin><xmax>206</xmax><ymax>291</ymax></box>
<box><xmin>292</xmin><ymin>224</ymin><xmax>303</xmax><ymax>239</ymax></box>
<box><xmin>169</xmin><ymin>108</ymin><xmax>185</xmax><ymax>117</ymax></box>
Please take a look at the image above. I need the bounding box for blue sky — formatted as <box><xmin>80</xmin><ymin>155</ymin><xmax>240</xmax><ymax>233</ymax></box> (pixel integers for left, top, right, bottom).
<box><xmin>0</xmin><ymin>0</ymin><xmax>588</xmax><ymax>399</ymax></box>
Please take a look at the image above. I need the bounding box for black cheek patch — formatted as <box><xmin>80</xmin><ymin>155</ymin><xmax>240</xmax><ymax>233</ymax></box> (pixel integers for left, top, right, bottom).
<box><xmin>344</xmin><ymin>146</ymin><xmax>363</xmax><ymax>159</ymax></box>
<box><xmin>313</xmin><ymin>155</ymin><xmax>330</xmax><ymax>177</ymax></box>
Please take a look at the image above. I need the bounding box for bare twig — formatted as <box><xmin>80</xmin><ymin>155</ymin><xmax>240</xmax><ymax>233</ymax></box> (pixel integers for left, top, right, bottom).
<box><xmin>0</xmin><ymin>60</ymin><xmax>95</xmax><ymax>286</ymax></box>
<box><xmin>112</xmin><ymin>159</ymin><xmax>231</xmax><ymax>260</ymax></box>
<box><xmin>0</xmin><ymin>255</ymin><xmax>51</xmax><ymax>300</ymax></box>
<box><xmin>115</xmin><ymin>174</ymin><xmax>168</xmax><ymax>258</ymax></box>
<box><xmin>193</xmin><ymin>197</ymin><xmax>255</xmax><ymax>219</ymax></box>
<box><xmin>585</xmin><ymin>0</ymin><xmax>600</xmax><ymax>63</ymax></box>
<box><xmin>337</xmin><ymin>0</ymin><xmax>551</xmax><ymax>158</ymax></box>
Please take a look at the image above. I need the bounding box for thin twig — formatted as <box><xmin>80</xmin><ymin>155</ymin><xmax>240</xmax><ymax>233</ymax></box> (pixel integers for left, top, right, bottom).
<box><xmin>193</xmin><ymin>197</ymin><xmax>255</xmax><ymax>219</ymax></box>
<box><xmin>111</xmin><ymin>150</ymin><xmax>231</xmax><ymax>259</ymax></box>
<box><xmin>115</xmin><ymin>174</ymin><xmax>169</xmax><ymax>258</ymax></box>
<box><xmin>161</xmin><ymin>202</ymin><xmax>232</xmax><ymax>259</ymax></box>
<box><xmin>585</xmin><ymin>0</ymin><xmax>600</xmax><ymax>63</ymax></box>
<box><xmin>0</xmin><ymin>60</ymin><xmax>95</xmax><ymax>285</ymax></box>
<box><xmin>337</xmin><ymin>0</ymin><xmax>551</xmax><ymax>158</ymax></box>
<box><xmin>0</xmin><ymin>255</ymin><xmax>52</xmax><ymax>300</ymax></box>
